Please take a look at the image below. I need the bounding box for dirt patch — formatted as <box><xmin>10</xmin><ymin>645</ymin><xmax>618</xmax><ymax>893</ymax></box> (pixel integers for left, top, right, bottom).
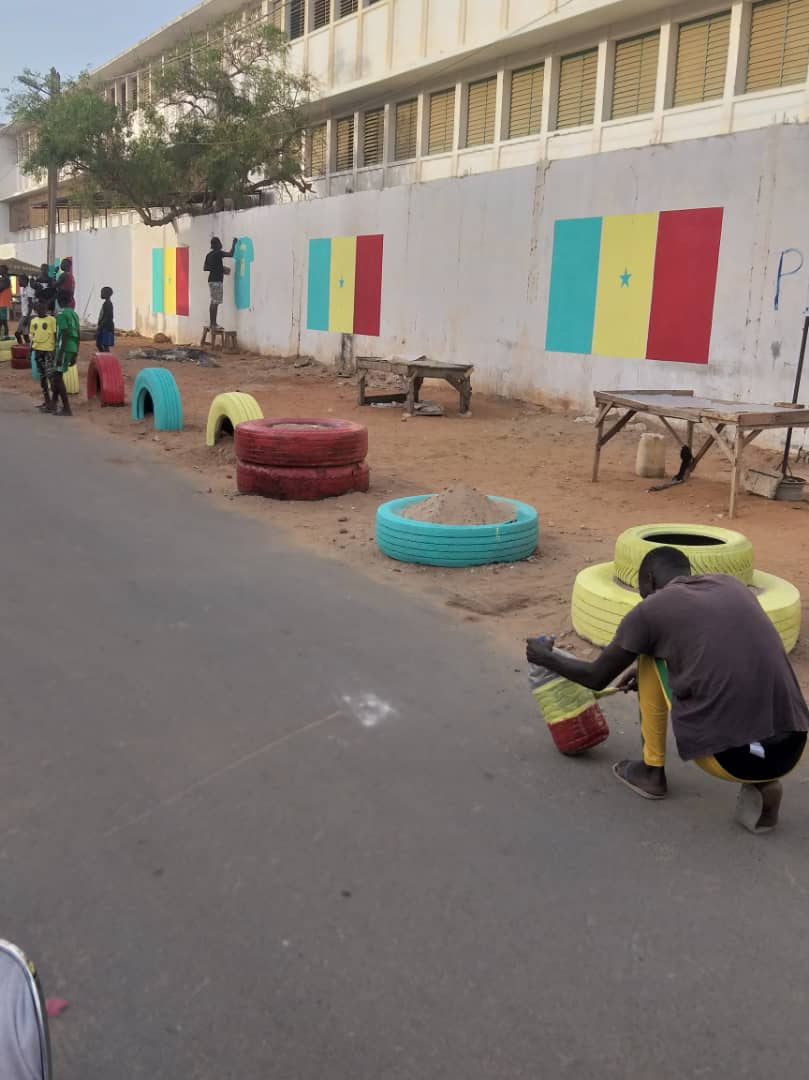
<box><xmin>4</xmin><ymin>337</ymin><xmax>809</xmax><ymax>695</ymax></box>
<box><xmin>401</xmin><ymin>483</ymin><xmax>516</xmax><ymax>525</ymax></box>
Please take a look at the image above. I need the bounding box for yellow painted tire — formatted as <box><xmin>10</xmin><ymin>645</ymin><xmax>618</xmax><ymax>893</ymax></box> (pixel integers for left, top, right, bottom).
<box><xmin>205</xmin><ymin>392</ymin><xmax>263</xmax><ymax>447</ymax></box>
<box><xmin>572</xmin><ymin>561</ymin><xmax>800</xmax><ymax>652</ymax></box>
<box><xmin>614</xmin><ymin>523</ymin><xmax>754</xmax><ymax>588</ymax></box>
<box><xmin>64</xmin><ymin>364</ymin><xmax>80</xmax><ymax>394</ymax></box>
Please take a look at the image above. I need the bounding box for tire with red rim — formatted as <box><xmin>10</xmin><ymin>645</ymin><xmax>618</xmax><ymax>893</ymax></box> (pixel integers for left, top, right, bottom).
<box><xmin>234</xmin><ymin>417</ymin><xmax>368</xmax><ymax>468</ymax></box>
<box><xmin>87</xmin><ymin>353</ymin><xmax>125</xmax><ymax>406</ymax></box>
<box><xmin>236</xmin><ymin>460</ymin><xmax>370</xmax><ymax>500</ymax></box>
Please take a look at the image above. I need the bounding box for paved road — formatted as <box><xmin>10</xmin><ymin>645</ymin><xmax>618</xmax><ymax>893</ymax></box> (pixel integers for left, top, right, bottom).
<box><xmin>2</xmin><ymin>392</ymin><xmax>809</xmax><ymax>1079</ymax></box>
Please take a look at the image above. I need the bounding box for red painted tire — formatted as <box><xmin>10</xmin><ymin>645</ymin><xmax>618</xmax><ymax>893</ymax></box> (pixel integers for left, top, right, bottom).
<box><xmin>236</xmin><ymin>460</ymin><xmax>370</xmax><ymax>500</ymax></box>
<box><xmin>234</xmin><ymin>417</ymin><xmax>368</xmax><ymax>468</ymax></box>
<box><xmin>87</xmin><ymin>353</ymin><xmax>124</xmax><ymax>406</ymax></box>
<box><xmin>11</xmin><ymin>345</ymin><xmax>30</xmax><ymax>369</ymax></box>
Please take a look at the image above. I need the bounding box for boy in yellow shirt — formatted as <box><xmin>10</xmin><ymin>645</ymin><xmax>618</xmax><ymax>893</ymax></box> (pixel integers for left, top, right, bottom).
<box><xmin>30</xmin><ymin>301</ymin><xmax>57</xmax><ymax>413</ymax></box>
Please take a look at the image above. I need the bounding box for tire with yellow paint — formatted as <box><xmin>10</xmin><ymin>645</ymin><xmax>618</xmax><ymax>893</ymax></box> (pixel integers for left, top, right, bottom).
<box><xmin>613</xmin><ymin>523</ymin><xmax>754</xmax><ymax>588</ymax></box>
<box><xmin>206</xmin><ymin>392</ymin><xmax>263</xmax><ymax>447</ymax></box>
<box><xmin>63</xmin><ymin>363</ymin><xmax>80</xmax><ymax>394</ymax></box>
<box><xmin>571</xmin><ymin>561</ymin><xmax>800</xmax><ymax>652</ymax></box>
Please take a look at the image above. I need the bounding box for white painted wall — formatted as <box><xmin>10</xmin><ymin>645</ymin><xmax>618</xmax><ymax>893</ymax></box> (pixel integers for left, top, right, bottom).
<box><xmin>12</xmin><ymin>124</ymin><xmax>809</xmax><ymax>439</ymax></box>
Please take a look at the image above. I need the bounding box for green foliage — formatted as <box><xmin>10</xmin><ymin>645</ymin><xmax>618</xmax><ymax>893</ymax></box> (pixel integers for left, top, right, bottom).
<box><xmin>8</xmin><ymin>23</ymin><xmax>311</xmax><ymax>227</ymax></box>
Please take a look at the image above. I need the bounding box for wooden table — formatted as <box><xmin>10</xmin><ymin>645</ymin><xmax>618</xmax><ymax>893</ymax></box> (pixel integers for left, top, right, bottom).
<box><xmin>357</xmin><ymin>355</ymin><xmax>473</xmax><ymax>415</ymax></box>
<box><xmin>591</xmin><ymin>389</ymin><xmax>809</xmax><ymax>517</ymax></box>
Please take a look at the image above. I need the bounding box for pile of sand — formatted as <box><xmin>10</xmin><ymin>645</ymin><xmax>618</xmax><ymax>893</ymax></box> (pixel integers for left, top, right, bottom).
<box><xmin>401</xmin><ymin>483</ymin><xmax>516</xmax><ymax>526</ymax></box>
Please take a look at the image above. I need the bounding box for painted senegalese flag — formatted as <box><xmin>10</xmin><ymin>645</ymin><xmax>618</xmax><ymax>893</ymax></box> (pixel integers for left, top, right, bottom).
<box><xmin>545</xmin><ymin>207</ymin><xmax>723</xmax><ymax>364</ymax></box>
<box><xmin>151</xmin><ymin>247</ymin><xmax>190</xmax><ymax>316</ymax></box>
<box><xmin>307</xmin><ymin>235</ymin><xmax>384</xmax><ymax>335</ymax></box>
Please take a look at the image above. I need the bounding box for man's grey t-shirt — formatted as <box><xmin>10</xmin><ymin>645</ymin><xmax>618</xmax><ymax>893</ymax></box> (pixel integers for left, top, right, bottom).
<box><xmin>614</xmin><ymin>574</ymin><xmax>809</xmax><ymax>760</ymax></box>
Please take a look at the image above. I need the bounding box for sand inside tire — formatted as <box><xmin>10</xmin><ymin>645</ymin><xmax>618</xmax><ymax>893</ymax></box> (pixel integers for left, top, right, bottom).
<box><xmin>401</xmin><ymin>484</ymin><xmax>516</xmax><ymax>525</ymax></box>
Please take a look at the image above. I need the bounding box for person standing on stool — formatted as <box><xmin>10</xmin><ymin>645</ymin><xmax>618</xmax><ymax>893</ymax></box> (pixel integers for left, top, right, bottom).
<box><xmin>203</xmin><ymin>238</ymin><xmax>235</xmax><ymax>330</ymax></box>
<box><xmin>526</xmin><ymin>547</ymin><xmax>808</xmax><ymax>833</ymax></box>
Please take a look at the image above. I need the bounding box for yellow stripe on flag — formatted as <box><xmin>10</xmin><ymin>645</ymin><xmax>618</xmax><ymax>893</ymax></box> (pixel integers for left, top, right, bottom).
<box><xmin>592</xmin><ymin>213</ymin><xmax>658</xmax><ymax>359</ymax></box>
<box><xmin>328</xmin><ymin>236</ymin><xmax>357</xmax><ymax>333</ymax></box>
<box><xmin>163</xmin><ymin>246</ymin><xmax>177</xmax><ymax>316</ymax></box>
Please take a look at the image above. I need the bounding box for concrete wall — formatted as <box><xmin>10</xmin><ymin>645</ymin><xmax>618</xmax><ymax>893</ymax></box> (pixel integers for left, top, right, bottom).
<box><xmin>12</xmin><ymin>123</ymin><xmax>809</xmax><ymax>425</ymax></box>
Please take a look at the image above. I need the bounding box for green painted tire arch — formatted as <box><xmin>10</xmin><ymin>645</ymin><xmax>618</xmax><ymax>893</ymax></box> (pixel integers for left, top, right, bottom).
<box><xmin>131</xmin><ymin>368</ymin><xmax>183</xmax><ymax>431</ymax></box>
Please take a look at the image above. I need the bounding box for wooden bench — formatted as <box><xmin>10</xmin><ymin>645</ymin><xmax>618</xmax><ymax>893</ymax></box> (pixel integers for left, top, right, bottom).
<box><xmin>357</xmin><ymin>355</ymin><xmax>474</xmax><ymax>416</ymax></box>
<box><xmin>200</xmin><ymin>327</ymin><xmax>239</xmax><ymax>353</ymax></box>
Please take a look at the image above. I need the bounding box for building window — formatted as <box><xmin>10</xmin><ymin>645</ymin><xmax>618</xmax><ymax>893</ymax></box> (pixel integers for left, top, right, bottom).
<box><xmin>339</xmin><ymin>0</ymin><xmax>359</xmax><ymax>15</ymax></box>
<box><xmin>313</xmin><ymin>0</ymin><xmax>330</xmax><ymax>30</ymax></box>
<box><xmin>746</xmin><ymin>0</ymin><xmax>809</xmax><ymax>91</ymax></box>
<box><xmin>268</xmin><ymin>0</ymin><xmax>284</xmax><ymax>29</ymax></box>
<box><xmin>290</xmin><ymin>0</ymin><xmax>305</xmax><ymax>39</ymax></box>
<box><xmin>673</xmin><ymin>12</ymin><xmax>730</xmax><ymax>106</ymax></box>
<box><xmin>556</xmin><ymin>48</ymin><xmax>598</xmax><ymax>128</ymax></box>
<box><xmin>335</xmin><ymin>115</ymin><xmax>355</xmax><ymax>171</ymax></box>
<box><xmin>394</xmin><ymin>99</ymin><xmax>418</xmax><ymax>160</ymax></box>
<box><xmin>466</xmin><ymin>76</ymin><xmax>497</xmax><ymax>146</ymax></box>
<box><xmin>610</xmin><ymin>31</ymin><xmax>659</xmax><ymax>118</ymax></box>
<box><xmin>362</xmin><ymin>108</ymin><xmax>384</xmax><ymax>165</ymax></box>
<box><xmin>428</xmin><ymin>88</ymin><xmax>455</xmax><ymax>154</ymax></box>
<box><xmin>508</xmin><ymin>64</ymin><xmax>544</xmax><ymax>139</ymax></box>
<box><xmin>309</xmin><ymin>124</ymin><xmax>327</xmax><ymax>176</ymax></box>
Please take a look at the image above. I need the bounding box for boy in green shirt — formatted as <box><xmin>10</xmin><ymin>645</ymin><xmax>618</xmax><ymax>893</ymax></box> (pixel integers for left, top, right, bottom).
<box><xmin>53</xmin><ymin>291</ymin><xmax>80</xmax><ymax>416</ymax></box>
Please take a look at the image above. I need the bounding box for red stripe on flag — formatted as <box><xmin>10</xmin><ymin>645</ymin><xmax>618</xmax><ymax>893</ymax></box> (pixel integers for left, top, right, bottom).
<box><xmin>645</xmin><ymin>208</ymin><xmax>723</xmax><ymax>365</ymax></box>
<box><xmin>175</xmin><ymin>247</ymin><xmax>190</xmax><ymax>316</ymax></box>
<box><xmin>353</xmin><ymin>234</ymin><xmax>384</xmax><ymax>336</ymax></box>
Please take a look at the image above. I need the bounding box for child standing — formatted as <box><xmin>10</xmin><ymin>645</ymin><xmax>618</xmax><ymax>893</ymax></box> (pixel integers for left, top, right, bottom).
<box><xmin>0</xmin><ymin>266</ymin><xmax>12</xmax><ymax>338</ymax></box>
<box><xmin>53</xmin><ymin>290</ymin><xmax>80</xmax><ymax>416</ymax></box>
<box><xmin>15</xmin><ymin>274</ymin><xmax>35</xmax><ymax>344</ymax></box>
<box><xmin>30</xmin><ymin>301</ymin><xmax>57</xmax><ymax>412</ymax></box>
<box><xmin>96</xmin><ymin>287</ymin><xmax>114</xmax><ymax>352</ymax></box>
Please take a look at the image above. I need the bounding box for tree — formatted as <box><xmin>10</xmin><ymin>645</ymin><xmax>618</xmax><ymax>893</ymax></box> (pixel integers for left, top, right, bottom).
<box><xmin>8</xmin><ymin>21</ymin><xmax>312</xmax><ymax>228</ymax></box>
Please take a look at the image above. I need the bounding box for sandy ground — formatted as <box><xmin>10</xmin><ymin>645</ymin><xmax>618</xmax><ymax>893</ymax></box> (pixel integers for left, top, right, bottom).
<box><xmin>7</xmin><ymin>335</ymin><xmax>809</xmax><ymax>687</ymax></box>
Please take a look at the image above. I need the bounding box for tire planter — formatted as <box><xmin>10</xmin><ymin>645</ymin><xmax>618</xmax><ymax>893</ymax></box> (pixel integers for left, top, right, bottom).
<box><xmin>614</xmin><ymin>523</ymin><xmax>755</xmax><ymax>588</ymax></box>
<box><xmin>235</xmin><ymin>417</ymin><xmax>368</xmax><ymax>467</ymax></box>
<box><xmin>11</xmin><ymin>345</ymin><xmax>30</xmax><ymax>369</ymax></box>
<box><xmin>376</xmin><ymin>495</ymin><xmax>539</xmax><ymax>567</ymax></box>
<box><xmin>131</xmin><ymin>367</ymin><xmax>182</xmax><ymax>431</ymax></box>
<box><xmin>63</xmin><ymin>364</ymin><xmax>80</xmax><ymax>395</ymax></box>
<box><xmin>87</xmin><ymin>353</ymin><xmax>125</xmax><ymax>406</ymax></box>
<box><xmin>206</xmin><ymin>392</ymin><xmax>263</xmax><ymax>447</ymax></box>
<box><xmin>0</xmin><ymin>343</ymin><xmax>11</xmax><ymax>363</ymax></box>
<box><xmin>571</xmin><ymin>561</ymin><xmax>800</xmax><ymax>652</ymax></box>
<box><xmin>237</xmin><ymin>460</ymin><xmax>370</xmax><ymax>500</ymax></box>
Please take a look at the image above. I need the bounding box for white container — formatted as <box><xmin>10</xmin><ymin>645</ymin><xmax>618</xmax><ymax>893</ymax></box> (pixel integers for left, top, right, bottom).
<box><xmin>635</xmin><ymin>433</ymin><xmax>666</xmax><ymax>478</ymax></box>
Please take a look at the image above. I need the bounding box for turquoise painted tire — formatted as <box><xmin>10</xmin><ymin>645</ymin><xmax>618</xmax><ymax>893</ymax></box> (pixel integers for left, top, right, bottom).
<box><xmin>376</xmin><ymin>495</ymin><xmax>538</xmax><ymax>567</ymax></box>
<box><xmin>131</xmin><ymin>368</ymin><xmax>183</xmax><ymax>431</ymax></box>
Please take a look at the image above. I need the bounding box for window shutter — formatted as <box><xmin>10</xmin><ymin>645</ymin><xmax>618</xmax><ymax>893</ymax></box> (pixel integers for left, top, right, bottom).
<box><xmin>310</xmin><ymin>124</ymin><xmax>327</xmax><ymax>176</ymax></box>
<box><xmin>363</xmin><ymin>108</ymin><xmax>384</xmax><ymax>165</ymax></box>
<box><xmin>611</xmin><ymin>32</ymin><xmax>660</xmax><ymax>118</ymax></box>
<box><xmin>290</xmin><ymin>0</ymin><xmax>305</xmax><ymax>39</ymax></box>
<box><xmin>556</xmin><ymin>49</ymin><xmax>598</xmax><ymax>128</ymax></box>
<box><xmin>466</xmin><ymin>76</ymin><xmax>497</xmax><ymax>146</ymax></box>
<box><xmin>428</xmin><ymin>88</ymin><xmax>455</xmax><ymax>154</ymax></box>
<box><xmin>268</xmin><ymin>0</ymin><xmax>284</xmax><ymax>29</ymax></box>
<box><xmin>335</xmin><ymin>115</ymin><xmax>355</xmax><ymax>171</ymax></box>
<box><xmin>340</xmin><ymin>0</ymin><xmax>358</xmax><ymax>15</ymax></box>
<box><xmin>395</xmin><ymin>100</ymin><xmax>418</xmax><ymax>160</ymax></box>
<box><xmin>508</xmin><ymin>64</ymin><xmax>544</xmax><ymax>139</ymax></box>
<box><xmin>746</xmin><ymin>0</ymin><xmax>809</xmax><ymax>91</ymax></box>
<box><xmin>313</xmin><ymin>0</ymin><xmax>329</xmax><ymax>30</ymax></box>
<box><xmin>673</xmin><ymin>12</ymin><xmax>731</xmax><ymax>105</ymax></box>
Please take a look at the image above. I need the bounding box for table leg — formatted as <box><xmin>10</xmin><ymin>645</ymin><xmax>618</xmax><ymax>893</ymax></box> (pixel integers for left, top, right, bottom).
<box><xmin>592</xmin><ymin>406</ymin><xmax>611</xmax><ymax>482</ymax></box>
<box><xmin>460</xmin><ymin>377</ymin><xmax>472</xmax><ymax>415</ymax></box>
<box><xmin>729</xmin><ymin>426</ymin><xmax>743</xmax><ymax>518</ymax></box>
<box><xmin>405</xmin><ymin>376</ymin><xmax>416</xmax><ymax>415</ymax></box>
<box><xmin>413</xmin><ymin>376</ymin><xmax>423</xmax><ymax>405</ymax></box>
<box><xmin>686</xmin><ymin>421</ymin><xmax>695</xmax><ymax>451</ymax></box>
<box><xmin>356</xmin><ymin>371</ymin><xmax>367</xmax><ymax>406</ymax></box>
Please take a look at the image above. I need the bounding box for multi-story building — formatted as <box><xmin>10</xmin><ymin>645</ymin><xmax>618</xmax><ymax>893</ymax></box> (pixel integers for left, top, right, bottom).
<box><xmin>1</xmin><ymin>0</ymin><xmax>808</xmax><ymax>413</ymax></box>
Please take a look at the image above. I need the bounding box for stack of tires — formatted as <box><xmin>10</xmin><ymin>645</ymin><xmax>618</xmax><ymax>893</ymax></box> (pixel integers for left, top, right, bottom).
<box><xmin>234</xmin><ymin>417</ymin><xmax>370</xmax><ymax>500</ymax></box>
<box><xmin>571</xmin><ymin>523</ymin><xmax>801</xmax><ymax>652</ymax></box>
<box><xmin>10</xmin><ymin>345</ymin><xmax>30</xmax><ymax>370</ymax></box>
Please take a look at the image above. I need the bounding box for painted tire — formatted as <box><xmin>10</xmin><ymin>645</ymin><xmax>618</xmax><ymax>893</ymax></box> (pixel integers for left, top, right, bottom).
<box><xmin>206</xmin><ymin>392</ymin><xmax>263</xmax><ymax>447</ymax></box>
<box><xmin>64</xmin><ymin>363</ymin><xmax>80</xmax><ymax>394</ymax></box>
<box><xmin>87</xmin><ymin>353</ymin><xmax>125</xmax><ymax>406</ymax></box>
<box><xmin>571</xmin><ymin>561</ymin><xmax>800</xmax><ymax>652</ymax></box>
<box><xmin>10</xmin><ymin>345</ymin><xmax>30</xmax><ymax>368</ymax></box>
<box><xmin>236</xmin><ymin>460</ymin><xmax>370</xmax><ymax>500</ymax></box>
<box><xmin>131</xmin><ymin>367</ymin><xmax>182</xmax><ymax>431</ymax></box>
<box><xmin>234</xmin><ymin>417</ymin><xmax>368</xmax><ymax>467</ymax></box>
<box><xmin>376</xmin><ymin>495</ymin><xmax>538</xmax><ymax>567</ymax></box>
<box><xmin>614</xmin><ymin>523</ymin><xmax>754</xmax><ymax>588</ymax></box>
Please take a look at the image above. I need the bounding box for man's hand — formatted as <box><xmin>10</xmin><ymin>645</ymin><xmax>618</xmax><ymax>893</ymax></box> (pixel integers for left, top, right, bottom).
<box><xmin>615</xmin><ymin>667</ymin><xmax>638</xmax><ymax>693</ymax></box>
<box><xmin>526</xmin><ymin>635</ymin><xmax>555</xmax><ymax>665</ymax></box>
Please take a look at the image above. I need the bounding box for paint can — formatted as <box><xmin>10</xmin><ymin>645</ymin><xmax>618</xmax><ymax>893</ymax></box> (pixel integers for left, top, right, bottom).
<box><xmin>635</xmin><ymin>433</ymin><xmax>666</xmax><ymax>478</ymax></box>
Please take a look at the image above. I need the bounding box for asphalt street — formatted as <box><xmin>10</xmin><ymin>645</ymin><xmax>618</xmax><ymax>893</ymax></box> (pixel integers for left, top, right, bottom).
<box><xmin>2</xmin><ymin>391</ymin><xmax>808</xmax><ymax>1079</ymax></box>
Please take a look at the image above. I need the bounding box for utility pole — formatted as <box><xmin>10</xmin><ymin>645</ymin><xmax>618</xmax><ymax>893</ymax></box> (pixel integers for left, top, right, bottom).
<box><xmin>46</xmin><ymin>67</ymin><xmax>61</xmax><ymax>267</ymax></box>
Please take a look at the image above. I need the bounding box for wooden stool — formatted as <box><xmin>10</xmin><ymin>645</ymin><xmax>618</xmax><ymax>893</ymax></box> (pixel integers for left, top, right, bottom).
<box><xmin>200</xmin><ymin>327</ymin><xmax>238</xmax><ymax>353</ymax></box>
<box><xmin>223</xmin><ymin>331</ymin><xmax>238</xmax><ymax>354</ymax></box>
